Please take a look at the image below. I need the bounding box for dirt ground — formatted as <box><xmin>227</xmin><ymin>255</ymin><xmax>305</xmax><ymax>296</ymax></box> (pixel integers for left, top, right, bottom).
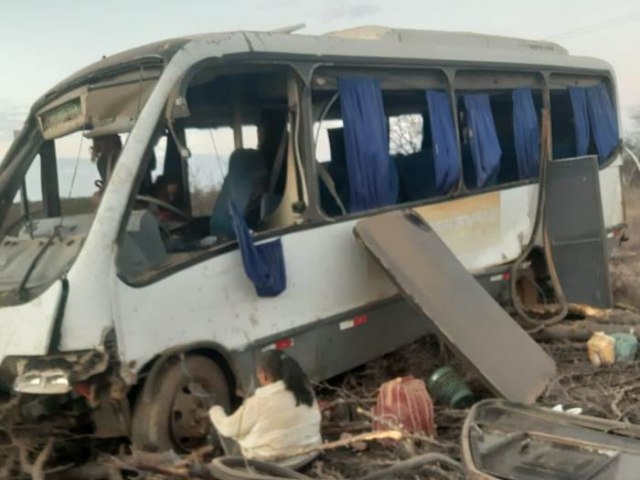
<box><xmin>611</xmin><ymin>186</ymin><xmax>640</xmax><ymax>307</ymax></box>
<box><xmin>4</xmin><ymin>185</ymin><xmax>640</xmax><ymax>479</ymax></box>
<box><xmin>309</xmin><ymin>183</ymin><xmax>640</xmax><ymax>479</ymax></box>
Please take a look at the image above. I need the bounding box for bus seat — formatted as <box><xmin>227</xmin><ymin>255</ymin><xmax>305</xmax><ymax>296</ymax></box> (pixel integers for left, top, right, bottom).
<box><xmin>210</xmin><ymin>149</ymin><xmax>268</xmax><ymax>241</ymax></box>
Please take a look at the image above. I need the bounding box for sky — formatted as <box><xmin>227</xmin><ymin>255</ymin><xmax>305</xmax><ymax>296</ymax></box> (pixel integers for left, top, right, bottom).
<box><xmin>0</xmin><ymin>0</ymin><xmax>639</xmax><ymax>160</ymax></box>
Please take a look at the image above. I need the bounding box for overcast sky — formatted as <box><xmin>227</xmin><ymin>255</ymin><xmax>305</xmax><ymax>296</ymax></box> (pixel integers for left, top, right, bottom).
<box><xmin>0</xmin><ymin>0</ymin><xmax>639</xmax><ymax>158</ymax></box>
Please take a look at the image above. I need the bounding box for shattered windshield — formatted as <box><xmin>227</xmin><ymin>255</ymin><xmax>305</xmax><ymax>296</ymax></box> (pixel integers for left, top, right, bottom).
<box><xmin>0</xmin><ymin>66</ymin><xmax>161</xmax><ymax>305</ymax></box>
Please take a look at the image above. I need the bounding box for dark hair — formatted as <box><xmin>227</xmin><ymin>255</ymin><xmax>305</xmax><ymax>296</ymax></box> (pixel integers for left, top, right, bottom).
<box><xmin>258</xmin><ymin>351</ymin><xmax>314</xmax><ymax>407</ymax></box>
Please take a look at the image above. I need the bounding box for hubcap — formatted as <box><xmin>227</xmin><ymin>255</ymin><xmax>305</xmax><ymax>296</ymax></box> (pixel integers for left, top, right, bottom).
<box><xmin>170</xmin><ymin>382</ymin><xmax>211</xmax><ymax>451</ymax></box>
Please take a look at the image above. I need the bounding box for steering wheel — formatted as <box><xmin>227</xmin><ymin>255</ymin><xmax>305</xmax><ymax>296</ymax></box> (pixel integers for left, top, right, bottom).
<box><xmin>135</xmin><ymin>194</ymin><xmax>190</xmax><ymax>222</ymax></box>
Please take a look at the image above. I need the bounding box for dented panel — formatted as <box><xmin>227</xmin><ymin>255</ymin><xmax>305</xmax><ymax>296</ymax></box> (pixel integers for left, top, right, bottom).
<box><xmin>354</xmin><ymin>211</ymin><xmax>556</xmax><ymax>404</ymax></box>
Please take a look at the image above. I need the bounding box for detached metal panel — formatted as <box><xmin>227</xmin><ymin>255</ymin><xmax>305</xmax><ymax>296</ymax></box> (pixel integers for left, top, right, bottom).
<box><xmin>545</xmin><ymin>156</ymin><xmax>613</xmax><ymax>308</ymax></box>
<box><xmin>354</xmin><ymin>211</ymin><xmax>556</xmax><ymax>404</ymax></box>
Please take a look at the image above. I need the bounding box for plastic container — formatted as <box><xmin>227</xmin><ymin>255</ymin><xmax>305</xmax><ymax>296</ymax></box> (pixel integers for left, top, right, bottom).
<box><xmin>587</xmin><ymin>332</ymin><xmax>616</xmax><ymax>367</ymax></box>
<box><xmin>611</xmin><ymin>332</ymin><xmax>638</xmax><ymax>363</ymax></box>
<box><xmin>427</xmin><ymin>366</ymin><xmax>474</xmax><ymax>409</ymax></box>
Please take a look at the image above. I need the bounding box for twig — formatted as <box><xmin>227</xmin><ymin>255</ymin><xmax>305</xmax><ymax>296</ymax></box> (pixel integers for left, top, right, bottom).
<box><xmin>17</xmin><ymin>437</ymin><xmax>53</xmax><ymax>480</ymax></box>
<box><xmin>262</xmin><ymin>430</ymin><xmax>404</xmax><ymax>462</ymax></box>
<box><xmin>0</xmin><ymin>451</ymin><xmax>15</xmax><ymax>478</ymax></box>
<box><xmin>528</xmin><ymin>303</ymin><xmax>612</xmax><ymax>318</ymax></box>
<box><xmin>611</xmin><ymin>385</ymin><xmax>637</xmax><ymax>419</ymax></box>
<box><xmin>179</xmin><ymin>444</ymin><xmax>214</xmax><ymax>466</ymax></box>
<box><xmin>356</xmin><ymin>407</ymin><xmax>447</xmax><ymax>449</ymax></box>
<box><xmin>109</xmin><ymin>452</ymin><xmax>218</xmax><ymax>480</ymax></box>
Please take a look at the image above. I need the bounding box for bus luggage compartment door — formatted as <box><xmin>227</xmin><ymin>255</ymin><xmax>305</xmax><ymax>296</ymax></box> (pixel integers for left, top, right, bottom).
<box><xmin>545</xmin><ymin>155</ymin><xmax>613</xmax><ymax>308</ymax></box>
<box><xmin>354</xmin><ymin>211</ymin><xmax>556</xmax><ymax>405</ymax></box>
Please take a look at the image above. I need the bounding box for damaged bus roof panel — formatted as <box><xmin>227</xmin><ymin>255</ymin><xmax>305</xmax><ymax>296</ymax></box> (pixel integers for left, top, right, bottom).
<box><xmin>354</xmin><ymin>211</ymin><xmax>556</xmax><ymax>404</ymax></box>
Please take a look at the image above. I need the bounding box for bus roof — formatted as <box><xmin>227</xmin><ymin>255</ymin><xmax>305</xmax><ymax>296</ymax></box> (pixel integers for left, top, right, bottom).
<box><xmin>37</xmin><ymin>26</ymin><xmax>614</xmax><ymax>111</ymax></box>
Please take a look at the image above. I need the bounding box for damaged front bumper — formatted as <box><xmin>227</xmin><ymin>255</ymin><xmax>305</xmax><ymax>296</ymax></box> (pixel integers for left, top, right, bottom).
<box><xmin>4</xmin><ymin>348</ymin><xmax>109</xmax><ymax>395</ymax></box>
<box><xmin>1</xmin><ymin>346</ymin><xmax>133</xmax><ymax>438</ymax></box>
<box><xmin>14</xmin><ymin>368</ymin><xmax>72</xmax><ymax>394</ymax></box>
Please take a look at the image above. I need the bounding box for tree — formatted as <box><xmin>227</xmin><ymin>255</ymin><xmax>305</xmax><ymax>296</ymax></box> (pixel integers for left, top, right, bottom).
<box><xmin>626</xmin><ymin>108</ymin><xmax>640</xmax><ymax>154</ymax></box>
<box><xmin>622</xmin><ymin>108</ymin><xmax>640</xmax><ymax>186</ymax></box>
<box><xmin>389</xmin><ymin>114</ymin><xmax>423</xmax><ymax>156</ymax></box>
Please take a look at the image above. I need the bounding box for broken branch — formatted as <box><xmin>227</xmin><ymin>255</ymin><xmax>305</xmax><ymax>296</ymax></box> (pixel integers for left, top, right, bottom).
<box><xmin>17</xmin><ymin>437</ymin><xmax>53</xmax><ymax>480</ymax></box>
<box><xmin>262</xmin><ymin>430</ymin><xmax>403</xmax><ymax>462</ymax></box>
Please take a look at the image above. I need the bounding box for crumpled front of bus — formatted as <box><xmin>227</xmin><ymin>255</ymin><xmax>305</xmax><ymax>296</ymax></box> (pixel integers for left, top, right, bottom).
<box><xmin>0</xmin><ymin>56</ymin><xmax>166</xmax><ymax>395</ymax></box>
<box><xmin>0</xmin><ymin>63</ymin><xmax>164</xmax><ymax>306</ymax></box>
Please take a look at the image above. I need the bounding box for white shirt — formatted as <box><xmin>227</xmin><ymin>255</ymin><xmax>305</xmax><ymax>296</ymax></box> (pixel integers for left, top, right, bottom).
<box><xmin>209</xmin><ymin>380</ymin><xmax>322</xmax><ymax>464</ymax></box>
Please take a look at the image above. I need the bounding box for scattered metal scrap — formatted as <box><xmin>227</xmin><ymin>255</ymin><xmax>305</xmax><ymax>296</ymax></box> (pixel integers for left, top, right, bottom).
<box><xmin>3</xmin><ymin>328</ymin><xmax>640</xmax><ymax>478</ymax></box>
<box><xmin>462</xmin><ymin>399</ymin><xmax>640</xmax><ymax>479</ymax></box>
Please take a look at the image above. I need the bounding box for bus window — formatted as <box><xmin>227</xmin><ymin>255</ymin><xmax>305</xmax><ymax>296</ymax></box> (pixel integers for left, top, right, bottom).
<box><xmin>4</xmin><ymin>157</ymin><xmax>42</xmax><ymax>236</ymax></box>
<box><xmin>549</xmin><ymin>75</ymin><xmax>617</xmax><ymax>163</ymax></box>
<box><xmin>455</xmin><ymin>71</ymin><xmax>544</xmax><ymax>190</ymax></box>
<box><xmin>312</xmin><ymin>69</ymin><xmax>453</xmax><ymax>216</ymax></box>
<box><xmin>183</xmin><ymin>127</ymin><xmax>257</xmax><ymax>217</ymax></box>
<box><xmin>56</xmin><ymin>132</ymin><xmax>108</xmax><ymax>217</ymax></box>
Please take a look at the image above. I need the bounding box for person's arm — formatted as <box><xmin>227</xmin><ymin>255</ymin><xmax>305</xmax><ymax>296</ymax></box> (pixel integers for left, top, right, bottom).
<box><xmin>209</xmin><ymin>397</ymin><xmax>259</xmax><ymax>441</ymax></box>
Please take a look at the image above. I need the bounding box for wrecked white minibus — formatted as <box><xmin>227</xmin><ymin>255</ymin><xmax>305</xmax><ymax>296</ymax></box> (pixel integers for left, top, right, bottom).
<box><xmin>0</xmin><ymin>26</ymin><xmax>625</xmax><ymax>452</ymax></box>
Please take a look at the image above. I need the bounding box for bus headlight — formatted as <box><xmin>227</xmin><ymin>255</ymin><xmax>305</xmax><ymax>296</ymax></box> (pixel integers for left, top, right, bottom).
<box><xmin>14</xmin><ymin>368</ymin><xmax>71</xmax><ymax>395</ymax></box>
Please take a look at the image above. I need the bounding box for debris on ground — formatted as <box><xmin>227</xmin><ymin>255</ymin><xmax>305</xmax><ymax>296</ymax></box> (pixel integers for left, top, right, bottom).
<box><xmin>3</xmin><ymin>189</ymin><xmax>640</xmax><ymax>478</ymax></box>
<box><xmin>4</xmin><ymin>317</ymin><xmax>640</xmax><ymax>478</ymax></box>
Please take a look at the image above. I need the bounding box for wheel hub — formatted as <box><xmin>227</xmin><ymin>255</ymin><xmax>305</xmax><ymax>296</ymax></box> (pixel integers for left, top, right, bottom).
<box><xmin>170</xmin><ymin>382</ymin><xmax>211</xmax><ymax>451</ymax></box>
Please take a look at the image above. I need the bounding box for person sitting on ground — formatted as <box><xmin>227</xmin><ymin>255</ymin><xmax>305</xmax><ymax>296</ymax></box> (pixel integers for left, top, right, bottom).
<box><xmin>208</xmin><ymin>351</ymin><xmax>322</xmax><ymax>469</ymax></box>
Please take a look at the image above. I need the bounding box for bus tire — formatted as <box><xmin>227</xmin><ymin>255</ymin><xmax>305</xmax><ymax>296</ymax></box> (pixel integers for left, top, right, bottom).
<box><xmin>131</xmin><ymin>354</ymin><xmax>231</xmax><ymax>453</ymax></box>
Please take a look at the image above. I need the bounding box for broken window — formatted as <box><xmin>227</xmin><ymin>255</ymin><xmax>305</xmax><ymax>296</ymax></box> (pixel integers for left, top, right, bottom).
<box><xmin>3</xmin><ymin>156</ymin><xmax>42</xmax><ymax>237</ymax></box>
<box><xmin>454</xmin><ymin>71</ymin><xmax>544</xmax><ymax>189</ymax></box>
<box><xmin>184</xmin><ymin>127</ymin><xmax>258</xmax><ymax>217</ymax></box>
<box><xmin>312</xmin><ymin>68</ymin><xmax>454</xmax><ymax>216</ymax></box>
<box><xmin>178</xmin><ymin>67</ymin><xmax>297</xmax><ymax>241</ymax></box>
<box><xmin>115</xmin><ymin>65</ymin><xmax>304</xmax><ymax>282</ymax></box>
<box><xmin>549</xmin><ymin>74</ymin><xmax>618</xmax><ymax>163</ymax></box>
<box><xmin>0</xmin><ymin>125</ymin><xmax>139</xmax><ymax>303</ymax></box>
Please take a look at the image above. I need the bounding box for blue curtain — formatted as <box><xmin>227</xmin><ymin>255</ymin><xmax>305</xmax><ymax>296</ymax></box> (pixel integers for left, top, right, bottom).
<box><xmin>229</xmin><ymin>202</ymin><xmax>286</xmax><ymax>297</ymax></box>
<box><xmin>512</xmin><ymin>88</ymin><xmax>540</xmax><ymax>179</ymax></box>
<box><xmin>426</xmin><ymin>90</ymin><xmax>460</xmax><ymax>194</ymax></box>
<box><xmin>586</xmin><ymin>84</ymin><xmax>619</xmax><ymax>161</ymax></box>
<box><xmin>463</xmin><ymin>94</ymin><xmax>502</xmax><ymax>188</ymax></box>
<box><xmin>338</xmin><ymin>77</ymin><xmax>398</xmax><ymax>212</ymax></box>
<box><xmin>568</xmin><ymin>87</ymin><xmax>590</xmax><ymax>156</ymax></box>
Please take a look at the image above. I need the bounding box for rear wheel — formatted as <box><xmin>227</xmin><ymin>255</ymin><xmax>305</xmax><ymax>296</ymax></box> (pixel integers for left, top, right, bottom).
<box><xmin>131</xmin><ymin>355</ymin><xmax>231</xmax><ymax>453</ymax></box>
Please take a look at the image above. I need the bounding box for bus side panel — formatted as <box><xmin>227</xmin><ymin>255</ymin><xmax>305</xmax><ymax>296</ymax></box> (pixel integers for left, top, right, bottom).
<box><xmin>295</xmin><ymin>298</ymin><xmax>429</xmax><ymax>382</ymax></box>
<box><xmin>113</xmin><ymin>164</ymin><xmax>621</xmax><ymax>378</ymax></box>
<box><xmin>114</xmin><ymin>189</ymin><xmax>526</xmax><ymax>374</ymax></box>
<box><xmin>599</xmin><ymin>162</ymin><xmax>624</xmax><ymax>231</ymax></box>
<box><xmin>114</xmin><ymin>221</ymin><xmax>399</xmax><ymax>370</ymax></box>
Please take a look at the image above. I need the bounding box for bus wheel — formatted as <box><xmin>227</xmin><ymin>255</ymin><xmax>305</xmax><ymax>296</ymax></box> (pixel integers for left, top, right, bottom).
<box><xmin>131</xmin><ymin>354</ymin><xmax>231</xmax><ymax>453</ymax></box>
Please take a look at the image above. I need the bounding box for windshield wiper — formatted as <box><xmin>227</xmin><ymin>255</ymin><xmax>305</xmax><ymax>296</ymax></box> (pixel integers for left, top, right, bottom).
<box><xmin>17</xmin><ymin>225</ymin><xmax>63</xmax><ymax>301</ymax></box>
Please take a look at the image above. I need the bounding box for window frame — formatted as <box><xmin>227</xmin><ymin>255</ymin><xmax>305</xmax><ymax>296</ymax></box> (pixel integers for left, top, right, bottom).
<box><xmin>118</xmin><ymin>57</ymin><xmax>622</xmax><ymax>287</ymax></box>
<box><xmin>547</xmin><ymin>72</ymin><xmax>620</xmax><ymax>168</ymax></box>
<box><xmin>118</xmin><ymin>59</ymin><xmax>311</xmax><ymax>286</ymax></box>
<box><xmin>300</xmin><ymin>62</ymin><xmax>620</xmax><ymax>224</ymax></box>
<box><xmin>453</xmin><ymin>69</ymin><xmax>546</xmax><ymax>192</ymax></box>
<box><xmin>307</xmin><ymin>64</ymin><xmax>461</xmax><ymax>220</ymax></box>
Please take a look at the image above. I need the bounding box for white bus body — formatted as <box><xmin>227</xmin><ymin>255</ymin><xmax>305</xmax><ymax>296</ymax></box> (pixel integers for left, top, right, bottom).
<box><xmin>0</xmin><ymin>27</ymin><xmax>624</xmax><ymax>451</ymax></box>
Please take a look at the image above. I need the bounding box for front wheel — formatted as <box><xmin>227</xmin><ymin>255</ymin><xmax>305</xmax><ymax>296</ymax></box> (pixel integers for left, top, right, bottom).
<box><xmin>131</xmin><ymin>355</ymin><xmax>231</xmax><ymax>453</ymax></box>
